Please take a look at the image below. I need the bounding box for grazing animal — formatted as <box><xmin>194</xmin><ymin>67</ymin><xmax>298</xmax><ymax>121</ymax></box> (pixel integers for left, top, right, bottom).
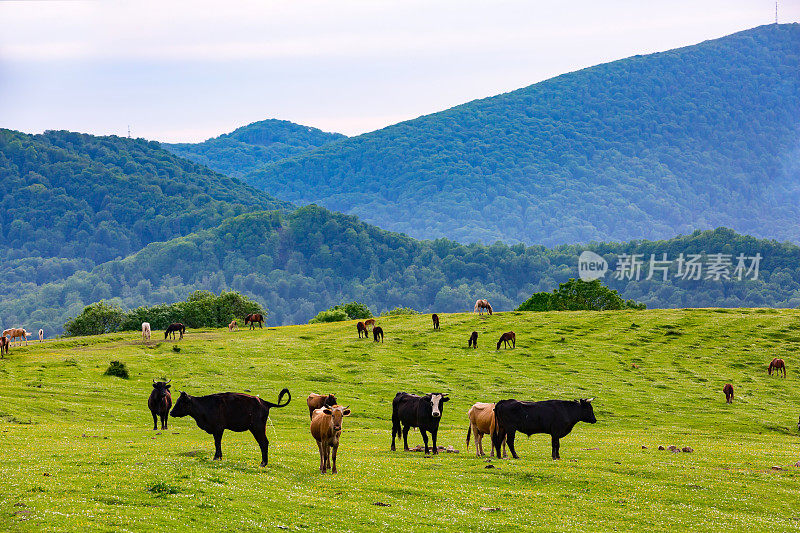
<box><xmin>164</xmin><ymin>323</ymin><xmax>185</xmax><ymax>340</ymax></box>
<box><xmin>497</xmin><ymin>331</ymin><xmax>516</xmax><ymax>350</ymax></box>
<box><xmin>306</xmin><ymin>393</ymin><xmax>338</xmax><ymax>419</ymax></box>
<box><xmin>466</xmin><ymin>402</ymin><xmax>506</xmax><ymax>458</ymax></box>
<box><xmin>170</xmin><ymin>388</ymin><xmax>291</xmax><ymax>466</ymax></box>
<box><xmin>373</xmin><ymin>326</ymin><xmax>384</xmax><ymax>342</ymax></box>
<box><xmin>141</xmin><ymin>322</ymin><xmax>151</xmax><ymax>341</ymax></box>
<box><xmin>6</xmin><ymin>328</ymin><xmax>29</xmax><ymax>346</ymax></box>
<box><xmin>148</xmin><ymin>380</ymin><xmax>172</xmax><ymax>430</ymax></box>
<box><xmin>468</xmin><ymin>331</ymin><xmax>478</xmax><ymax>349</ymax></box>
<box><xmin>357</xmin><ymin>321</ymin><xmax>368</xmax><ymax>338</ymax></box>
<box><xmin>391</xmin><ymin>392</ymin><xmax>449</xmax><ymax>454</ymax></box>
<box><xmin>432</xmin><ymin>314</ymin><xmax>440</xmax><ymax>330</ymax></box>
<box><xmin>0</xmin><ymin>336</ymin><xmax>9</xmax><ymax>358</ymax></box>
<box><xmin>228</xmin><ymin>320</ymin><xmax>238</xmax><ymax>332</ymax></box>
<box><xmin>492</xmin><ymin>398</ymin><xmax>596</xmax><ymax>460</ymax></box>
<box><xmin>310</xmin><ymin>404</ymin><xmax>351</xmax><ymax>474</ymax></box>
<box><xmin>363</xmin><ymin>318</ymin><xmax>376</xmax><ymax>330</ymax></box>
<box><xmin>244</xmin><ymin>313</ymin><xmax>264</xmax><ymax>329</ymax></box>
<box><xmin>723</xmin><ymin>383</ymin><xmax>734</xmax><ymax>404</ymax></box>
<box><xmin>768</xmin><ymin>358</ymin><xmax>786</xmax><ymax>377</ymax></box>
<box><xmin>38</xmin><ymin>329</ymin><xmax>44</xmax><ymax>342</ymax></box>
<box><xmin>474</xmin><ymin>299</ymin><xmax>493</xmax><ymax>315</ymax></box>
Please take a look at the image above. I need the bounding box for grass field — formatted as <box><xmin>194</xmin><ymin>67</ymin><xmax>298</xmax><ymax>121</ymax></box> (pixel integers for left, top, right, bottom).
<box><xmin>2</xmin><ymin>309</ymin><xmax>800</xmax><ymax>532</ymax></box>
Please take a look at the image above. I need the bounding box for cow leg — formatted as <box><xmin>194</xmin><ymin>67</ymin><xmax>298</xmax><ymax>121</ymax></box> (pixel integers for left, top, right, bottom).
<box><xmin>250</xmin><ymin>427</ymin><xmax>270</xmax><ymax>467</ymax></box>
<box><xmin>316</xmin><ymin>441</ymin><xmax>324</xmax><ymax>473</ymax></box>
<box><xmin>475</xmin><ymin>429</ymin><xmax>484</xmax><ymax>457</ymax></box>
<box><xmin>259</xmin><ymin>321</ymin><xmax>263</xmax><ymax>328</ymax></box>
<box><xmin>332</xmin><ymin>443</ymin><xmax>338</xmax><ymax>474</ymax></box>
<box><xmin>431</xmin><ymin>430</ymin><xmax>438</xmax><ymax>455</ymax></box>
<box><xmin>421</xmin><ymin>430</ymin><xmax>430</xmax><ymax>455</ymax></box>
<box><xmin>402</xmin><ymin>425</ymin><xmax>411</xmax><ymax>451</ymax></box>
<box><xmin>152</xmin><ymin>411</ymin><xmax>158</xmax><ymax>430</ymax></box>
<box><xmin>551</xmin><ymin>436</ymin><xmax>560</xmax><ymax>460</ymax></box>
<box><xmin>506</xmin><ymin>431</ymin><xmax>519</xmax><ymax>459</ymax></box>
<box><xmin>213</xmin><ymin>431</ymin><xmax>224</xmax><ymax>460</ymax></box>
<box><xmin>502</xmin><ymin>436</ymin><xmax>508</xmax><ymax>458</ymax></box>
<box><xmin>162</xmin><ymin>413</ymin><xmax>168</xmax><ymax>430</ymax></box>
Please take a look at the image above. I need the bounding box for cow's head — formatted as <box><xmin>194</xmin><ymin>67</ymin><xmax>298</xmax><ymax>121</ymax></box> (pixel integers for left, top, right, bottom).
<box><xmin>323</xmin><ymin>405</ymin><xmax>351</xmax><ymax>432</ymax></box>
<box><xmin>152</xmin><ymin>379</ymin><xmax>171</xmax><ymax>398</ymax></box>
<box><xmin>579</xmin><ymin>398</ymin><xmax>597</xmax><ymax>423</ymax></box>
<box><xmin>170</xmin><ymin>391</ymin><xmax>191</xmax><ymax>417</ymax></box>
<box><xmin>427</xmin><ymin>393</ymin><xmax>449</xmax><ymax>418</ymax></box>
<box><xmin>324</xmin><ymin>394</ymin><xmax>338</xmax><ymax>408</ymax></box>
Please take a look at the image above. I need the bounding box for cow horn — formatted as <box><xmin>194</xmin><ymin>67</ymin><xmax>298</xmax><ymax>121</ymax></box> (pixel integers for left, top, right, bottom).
<box><xmin>153</xmin><ymin>379</ymin><xmax>156</xmax><ymax>384</ymax></box>
<box><xmin>586</xmin><ymin>397</ymin><xmax>594</xmax><ymax>403</ymax></box>
<box><xmin>166</xmin><ymin>379</ymin><xmax>171</xmax><ymax>384</ymax></box>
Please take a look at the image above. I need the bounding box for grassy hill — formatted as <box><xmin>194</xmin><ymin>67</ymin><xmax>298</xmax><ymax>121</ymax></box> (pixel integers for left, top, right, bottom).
<box><xmin>1</xmin><ymin>309</ymin><xmax>800</xmax><ymax>531</ymax></box>
<box><xmin>0</xmin><ymin>129</ymin><xmax>291</xmax><ymax>290</ymax></box>
<box><xmin>243</xmin><ymin>24</ymin><xmax>800</xmax><ymax>245</ymax></box>
<box><xmin>163</xmin><ymin>119</ymin><xmax>346</xmax><ymax>178</ymax></box>
<box><xmin>2</xmin><ymin>205</ymin><xmax>799</xmax><ymax>335</ymax></box>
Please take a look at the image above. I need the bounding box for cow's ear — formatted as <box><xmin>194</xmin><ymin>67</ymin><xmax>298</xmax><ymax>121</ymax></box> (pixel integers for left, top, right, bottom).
<box><xmin>323</xmin><ymin>408</ymin><xmax>332</xmax><ymax>415</ymax></box>
<box><xmin>342</xmin><ymin>409</ymin><xmax>351</xmax><ymax>416</ymax></box>
<box><xmin>442</xmin><ymin>396</ymin><xmax>450</xmax><ymax>402</ymax></box>
<box><xmin>165</xmin><ymin>384</ymin><xmax>171</xmax><ymax>389</ymax></box>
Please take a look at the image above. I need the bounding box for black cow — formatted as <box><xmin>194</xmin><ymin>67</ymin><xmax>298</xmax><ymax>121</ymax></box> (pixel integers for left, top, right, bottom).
<box><xmin>492</xmin><ymin>398</ymin><xmax>596</xmax><ymax>460</ymax></box>
<box><xmin>170</xmin><ymin>388</ymin><xmax>291</xmax><ymax>466</ymax></box>
<box><xmin>391</xmin><ymin>392</ymin><xmax>449</xmax><ymax>454</ymax></box>
<box><xmin>373</xmin><ymin>326</ymin><xmax>384</xmax><ymax>342</ymax></box>
<box><xmin>148</xmin><ymin>379</ymin><xmax>172</xmax><ymax>430</ymax></box>
<box><xmin>468</xmin><ymin>331</ymin><xmax>478</xmax><ymax>349</ymax></box>
<box><xmin>432</xmin><ymin>314</ymin><xmax>440</xmax><ymax>330</ymax></box>
<box><xmin>165</xmin><ymin>323</ymin><xmax>185</xmax><ymax>340</ymax></box>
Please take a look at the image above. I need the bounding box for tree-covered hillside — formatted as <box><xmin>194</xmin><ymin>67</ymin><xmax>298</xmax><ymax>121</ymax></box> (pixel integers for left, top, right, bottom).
<box><xmin>243</xmin><ymin>24</ymin><xmax>800</xmax><ymax>245</ymax></box>
<box><xmin>0</xmin><ymin>129</ymin><xmax>291</xmax><ymax>289</ymax></box>
<box><xmin>163</xmin><ymin>119</ymin><xmax>346</xmax><ymax>178</ymax></box>
<box><xmin>2</xmin><ymin>206</ymin><xmax>798</xmax><ymax>335</ymax></box>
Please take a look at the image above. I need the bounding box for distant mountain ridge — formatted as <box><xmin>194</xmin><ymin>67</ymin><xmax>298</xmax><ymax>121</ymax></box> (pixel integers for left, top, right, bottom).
<box><xmin>237</xmin><ymin>24</ymin><xmax>800</xmax><ymax>246</ymax></box>
<box><xmin>163</xmin><ymin>119</ymin><xmax>346</xmax><ymax>177</ymax></box>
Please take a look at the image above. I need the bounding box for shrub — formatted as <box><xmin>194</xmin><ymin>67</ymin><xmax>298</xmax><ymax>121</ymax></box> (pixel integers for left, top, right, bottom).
<box><xmin>63</xmin><ymin>301</ymin><xmax>126</xmax><ymax>337</ymax></box>
<box><xmin>309</xmin><ymin>308</ymin><xmax>350</xmax><ymax>324</ymax></box>
<box><xmin>517</xmin><ymin>279</ymin><xmax>645</xmax><ymax>312</ymax></box>
<box><xmin>380</xmin><ymin>306</ymin><xmax>419</xmax><ymax>316</ymax></box>
<box><xmin>104</xmin><ymin>361</ymin><xmax>129</xmax><ymax>379</ymax></box>
<box><xmin>308</xmin><ymin>301</ymin><xmax>373</xmax><ymax>323</ymax></box>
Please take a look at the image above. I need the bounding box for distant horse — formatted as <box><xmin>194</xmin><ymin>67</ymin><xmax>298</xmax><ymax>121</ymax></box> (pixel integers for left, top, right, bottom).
<box><xmin>373</xmin><ymin>326</ymin><xmax>384</xmax><ymax>343</ymax></box>
<box><xmin>228</xmin><ymin>320</ymin><xmax>238</xmax><ymax>332</ymax></box>
<box><xmin>0</xmin><ymin>336</ymin><xmax>8</xmax><ymax>358</ymax></box>
<box><xmin>245</xmin><ymin>314</ymin><xmax>264</xmax><ymax>330</ymax></box>
<box><xmin>357</xmin><ymin>321</ymin><xmax>368</xmax><ymax>339</ymax></box>
<box><xmin>141</xmin><ymin>322</ymin><xmax>151</xmax><ymax>341</ymax></box>
<box><xmin>38</xmin><ymin>329</ymin><xmax>44</xmax><ymax>343</ymax></box>
<box><xmin>432</xmin><ymin>314</ymin><xmax>440</xmax><ymax>330</ymax></box>
<box><xmin>723</xmin><ymin>383</ymin><xmax>734</xmax><ymax>404</ymax></box>
<box><xmin>474</xmin><ymin>299</ymin><xmax>493</xmax><ymax>315</ymax></box>
<box><xmin>6</xmin><ymin>328</ymin><xmax>30</xmax><ymax>346</ymax></box>
<box><xmin>165</xmin><ymin>323</ymin><xmax>185</xmax><ymax>340</ymax></box>
<box><xmin>768</xmin><ymin>358</ymin><xmax>786</xmax><ymax>377</ymax></box>
<box><xmin>497</xmin><ymin>331</ymin><xmax>515</xmax><ymax>350</ymax></box>
<box><xmin>468</xmin><ymin>331</ymin><xmax>478</xmax><ymax>349</ymax></box>
<box><xmin>364</xmin><ymin>319</ymin><xmax>376</xmax><ymax>331</ymax></box>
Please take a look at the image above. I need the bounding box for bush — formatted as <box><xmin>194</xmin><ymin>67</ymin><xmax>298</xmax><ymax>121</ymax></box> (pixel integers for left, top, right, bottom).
<box><xmin>63</xmin><ymin>301</ymin><xmax>125</xmax><ymax>337</ymax></box>
<box><xmin>309</xmin><ymin>308</ymin><xmax>350</xmax><ymax>324</ymax></box>
<box><xmin>104</xmin><ymin>361</ymin><xmax>129</xmax><ymax>379</ymax></box>
<box><xmin>381</xmin><ymin>306</ymin><xmax>419</xmax><ymax>316</ymax></box>
<box><xmin>517</xmin><ymin>279</ymin><xmax>645</xmax><ymax>312</ymax></box>
<box><xmin>308</xmin><ymin>301</ymin><xmax>372</xmax><ymax>324</ymax></box>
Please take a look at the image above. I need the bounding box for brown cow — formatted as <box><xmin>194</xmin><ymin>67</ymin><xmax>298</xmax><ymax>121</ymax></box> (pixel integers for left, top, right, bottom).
<box><xmin>497</xmin><ymin>331</ymin><xmax>515</xmax><ymax>349</ymax></box>
<box><xmin>769</xmin><ymin>358</ymin><xmax>786</xmax><ymax>377</ymax></box>
<box><xmin>466</xmin><ymin>402</ymin><xmax>506</xmax><ymax>458</ymax></box>
<box><xmin>310</xmin><ymin>405</ymin><xmax>351</xmax><ymax>474</ymax></box>
<box><xmin>432</xmin><ymin>314</ymin><xmax>440</xmax><ymax>330</ymax></box>
<box><xmin>307</xmin><ymin>393</ymin><xmax>338</xmax><ymax>419</ymax></box>
<box><xmin>468</xmin><ymin>331</ymin><xmax>478</xmax><ymax>349</ymax></box>
<box><xmin>723</xmin><ymin>383</ymin><xmax>734</xmax><ymax>404</ymax></box>
<box><xmin>363</xmin><ymin>319</ymin><xmax>376</xmax><ymax>330</ymax></box>
<box><xmin>357</xmin><ymin>321</ymin><xmax>368</xmax><ymax>338</ymax></box>
<box><xmin>373</xmin><ymin>326</ymin><xmax>384</xmax><ymax>342</ymax></box>
<box><xmin>0</xmin><ymin>336</ymin><xmax>8</xmax><ymax>358</ymax></box>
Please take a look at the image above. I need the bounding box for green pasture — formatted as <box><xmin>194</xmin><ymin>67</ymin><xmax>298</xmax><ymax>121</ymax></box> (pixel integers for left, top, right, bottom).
<box><xmin>1</xmin><ymin>309</ymin><xmax>800</xmax><ymax>531</ymax></box>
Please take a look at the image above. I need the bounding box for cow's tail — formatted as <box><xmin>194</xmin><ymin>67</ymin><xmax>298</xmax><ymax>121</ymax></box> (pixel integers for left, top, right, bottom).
<box><xmin>265</xmin><ymin>388</ymin><xmax>291</xmax><ymax>409</ymax></box>
<box><xmin>465</xmin><ymin>423</ymin><xmax>472</xmax><ymax>449</ymax></box>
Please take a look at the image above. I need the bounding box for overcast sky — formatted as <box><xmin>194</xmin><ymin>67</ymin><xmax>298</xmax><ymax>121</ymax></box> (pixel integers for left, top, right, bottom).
<box><xmin>1</xmin><ymin>0</ymin><xmax>798</xmax><ymax>142</ymax></box>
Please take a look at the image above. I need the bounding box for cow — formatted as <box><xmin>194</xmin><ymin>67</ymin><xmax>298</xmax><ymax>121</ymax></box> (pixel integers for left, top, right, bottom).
<box><xmin>768</xmin><ymin>358</ymin><xmax>786</xmax><ymax>377</ymax></box>
<box><xmin>497</xmin><ymin>331</ymin><xmax>515</xmax><ymax>349</ymax></box>
<box><xmin>357</xmin><ymin>321</ymin><xmax>368</xmax><ymax>338</ymax></box>
<box><xmin>468</xmin><ymin>331</ymin><xmax>478</xmax><ymax>349</ymax></box>
<box><xmin>148</xmin><ymin>379</ymin><xmax>172</xmax><ymax>430</ymax></box>
<box><xmin>307</xmin><ymin>393</ymin><xmax>338</xmax><ymax>419</ymax></box>
<box><xmin>141</xmin><ymin>322</ymin><xmax>151</xmax><ymax>341</ymax></box>
<box><xmin>245</xmin><ymin>313</ymin><xmax>264</xmax><ymax>329</ymax></box>
<box><xmin>492</xmin><ymin>398</ymin><xmax>596</xmax><ymax>460</ymax></box>
<box><xmin>228</xmin><ymin>320</ymin><xmax>238</xmax><ymax>332</ymax></box>
<box><xmin>38</xmin><ymin>329</ymin><xmax>44</xmax><ymax>342</ymax></box>
<box><xmin>165</xmin><ymin>323</ymin><xmax>185</xmax><ymax>340</ymax></box>
<box><xmin>5</xmin><ymin>328</ymin><xmax>29</xmax><ymax>346</ymax></box>
<box><xmin>391</xmin><ymin>392</ymin><xmax>449</xmax><ymax>455</ymax></box>
<box><xmin>363</xmin><ymin>318</ymin><xmax>376</xmax><ymax>330</ymax></box>
<box><xmin>170</xmin><ymin>388</ymin><xmax>291</xmax><ymax>467</ymax></box>
<box><xmin>373</xmin><ymin>326</ymin><xmax>384</xmax><ymax>342</ymax></box>
<box><xmin>432</xmin><ymin>314</ymin><xmax>440</xmax><ymax>330</ymax></box>
<box><xmin>310</xmin><ymin>404</ymin><xmax>351</xmax><ymax>474</ymax></box>
<box><xmin>723</xmin><ymin>383</ymin><xmax>734</xmax><ymax>404</ymax></box>
<box><xmin>0</xmin><ymin>336</ymin><xmax>8</xmax><ymax>358</ymax></box>
<box><xmin>466</xmin><ymin>402</ymin><xmax>506</xmax><ymax>458</ymax></box>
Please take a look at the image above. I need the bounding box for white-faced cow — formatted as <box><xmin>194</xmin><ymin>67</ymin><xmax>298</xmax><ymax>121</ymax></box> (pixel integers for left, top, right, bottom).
<box><xmin>170</xmin><ymin>388</ymin><xmax>290</xmax><ymax>466</ymax></box>
<box><xmin>391</xmin><ymin>392</ymin><xmax>449</xmax><ymax>455</ymax></box>
<box><xmin>492</xmin><ymin>398</ymin><xmax>596</xmax><ymax>460</ymax></box>
<box><xmin>148</xmin><ymin>379</ymin><xmax>172</xmax><ymax>430</ymax></box>
<box><xmin>310</xmin><ymin>404</ymin><xmax>351</xmax><ymax>474</ymax></box>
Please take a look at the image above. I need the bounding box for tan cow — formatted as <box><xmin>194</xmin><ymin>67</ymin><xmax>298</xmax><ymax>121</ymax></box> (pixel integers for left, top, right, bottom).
<box><xmin>306</xmin><ymin>393</ymin><xmax>337</xmax><ymax>419</ymax></box>
<box><xmin>310</xmin><ymin>405</ymin><xmax>351</xmax><ymax>474</ymax></box>
<box><xmin>6</xmin><ymin>328</ymin><xmax>30</xmax><ymax>346</ymax></box>
<box><xmin>228</xmin><ymin>320</ymin><xmax>238</xmax><ymax>332</ymax></box>
<box><xmin>466</xmin><ymin>402</ymin><xmax>506</xmax><ymax>458</ymax></box>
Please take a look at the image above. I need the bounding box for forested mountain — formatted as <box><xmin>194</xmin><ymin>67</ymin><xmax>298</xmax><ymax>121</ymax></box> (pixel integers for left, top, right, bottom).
<box><xmin>0</xmin><ymin>129</ymin><xmax>290</xmax><ymax>290</ymax></box>
<box><xmin>2</xmin><ymin>205</ymin><xmax>798</xmax><ymax>335</ymax></box>
<box><xmin>163</xmin><ymin>119</ymin><xmax>346</xmax><ymax>178</ymax></box>
<box><xmin>242</xmin><ymin>24</ymin><xmax>800</xmax><ymax>246</ymax></box>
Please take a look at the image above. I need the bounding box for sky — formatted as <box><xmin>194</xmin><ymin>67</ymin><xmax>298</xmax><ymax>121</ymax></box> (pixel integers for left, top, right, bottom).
<box><xmin>1</xmin><ymin>0</ymin><xmax>798</xmax><ymax>142</ymax></box>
